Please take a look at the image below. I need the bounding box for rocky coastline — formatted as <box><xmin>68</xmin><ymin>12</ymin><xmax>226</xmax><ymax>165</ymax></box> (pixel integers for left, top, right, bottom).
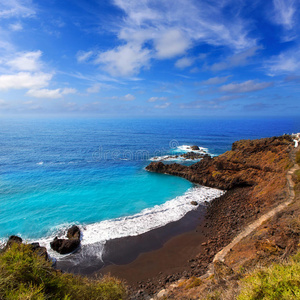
<box><xmin>1</xmin><ymin>134</ymin><xmax>298</xmax><ymax>299</ymax></box>
<box><xmin>121</xmin><ymin>134</ymin><xmax>295</xmax><ymax>297</ymax></box>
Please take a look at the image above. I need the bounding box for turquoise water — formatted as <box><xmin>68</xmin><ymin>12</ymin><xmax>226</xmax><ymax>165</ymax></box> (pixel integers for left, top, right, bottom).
<box><xmin>0</xmin><ymin>117</ymin><xmax>299</xmax><ymax>244</ymax></box>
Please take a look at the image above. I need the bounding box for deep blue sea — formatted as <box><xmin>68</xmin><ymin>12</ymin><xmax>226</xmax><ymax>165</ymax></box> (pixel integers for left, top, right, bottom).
<box><xmin>0</xmin><ymin>117</ymin><xmax>299</xmax><ymax>258</ymax></box>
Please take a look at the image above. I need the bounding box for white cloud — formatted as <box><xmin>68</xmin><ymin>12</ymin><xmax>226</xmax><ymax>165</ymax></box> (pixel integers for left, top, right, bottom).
<box><xmin>175</xmin><ymin>57</ymin><xmax>194</xmax><ymax>69</ymax></box>
<box><xmin>0</xmin><ymin>72</ymin><xmax>52</xmax><ymax>90</ymax></box>
<box><xmin>0</xmin><ymin>0</ymin><xmax>35</xmax><ymax>19</ymax></box>
<box><xmin>272</xmin><ymin>0</ymin><xmax>296</xmax><ymax>30</ymax></box>
<box><xmin>155</xmin><ymin>29</ymin><xmax>190</xmax><ymax>59</ymax></box>
<box><xmin>87</xmin><ymin>83</ymin><xmax>101</xmax><ymax>93</ymax></box>
<box><xmin>155</xmin><ymin>102</ymin><xmax>170</xmax><ymax>109</ymax></box>
<box><xmin>94</xmin><ymin>0</ymin><xmax>256</xmax><ymax>77</ymax></box>
<box><xmin>0</xmin><ymin>50</ymin><xmax>77</xmax><ymax>99</ymax></box>
<box><xmin>219</xmin><ymin>80</ymin><xmax>273</xmax><ymax>93</ymax></box>
<box><xmin>201</xmin><ymin>76</ymin><xmax>230</xmax><ymax>85</ymax></box>
<box><xmin>7</xmin><ymin>51</ymin><xmax>42</xmax><ymax>71</ymax></box>
<box><xmin>77</xmin><ymin>50</ymin><xmax>94</xmax><ymax>63</ymax></box>
<box><xmin>62</xmin><ymin>88</ymin><xmax>77</xmax><ymax>95</ymax></box>
<box><xmin>266</xmin><ymin>48</ymin><xmax>300</xmax><ymax>75</ymax></box>
<box><xmin>27</xmin><ymin>88</ymin><xmax>61</xmax><ymax>99</ymax></box>
<box><xmin>96</xmin><ymin>44</ymin><xmax>151</xmax><ymax>76</ymax></box>
<box><xmin>27</xmin><ymin>87</ymin><xmax>77</xmax><ymax>99</ymax></box>
<box><xmin>123</xmin><ymin>93</ymin><xmax>135</xmax><ymax>101</ymax></box>
<box><xmin>9</xmin><ymin>23</ymin><xmax>23</xmax><ymax>31</ymax></box>
<box><xmin>147</xmin><ymin>96</ymin><xmax>167</xmax><ymax>102</ymax></box>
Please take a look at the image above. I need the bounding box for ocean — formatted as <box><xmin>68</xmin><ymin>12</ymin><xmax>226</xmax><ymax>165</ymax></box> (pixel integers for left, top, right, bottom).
<box><xmin>0</xmin><ymin>117</ymin><xmax>299</xmax><ymax>263</ymax></box>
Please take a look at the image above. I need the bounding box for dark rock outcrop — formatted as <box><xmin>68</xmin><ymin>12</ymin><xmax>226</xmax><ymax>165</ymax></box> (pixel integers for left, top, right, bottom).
<box><xmin>2</xmin><ymin>236</ymin><xmax>49</xmax><ymax>261</ymax></box>
<box><xmin>191</xmin><ymin>201</ymin><xmax>198</xmax><ymax>206</ymax></box>
<box><xmin>30</xmin><ymin>242</ymin><xmax>49</xmax><ymax>260</ymax></box>
<box><xmin>67</xmin><ymin>225</ymin><xmax>81</xmax><ymax>240</ymax></box>
<box><xmin>191</xmin><ymin>145</ymin><xmax>200</xmax><ymax>150</ymax></box>
<box><xmin>181</xmin><ymin>152</ymin><xmax>205</xmax><ymax>160</ymax></box>
<box><xmin>3</xmin><ymin>235</ymin><xmax>23</xmax><ymax>251</ymax></box>
<box><xmin>146</xmin><ymin>136</ymin><xmax>293</xmax><ymax>190</ymax></box>
<box><xmin>50</xmin><ymin>225</ymin><xmax>81</xmax><ymax>254</ymax></box>
<box><xmin>50</xmin><ymin>237</ymin><xmax>80</xmax><ymax>255</ymax></box>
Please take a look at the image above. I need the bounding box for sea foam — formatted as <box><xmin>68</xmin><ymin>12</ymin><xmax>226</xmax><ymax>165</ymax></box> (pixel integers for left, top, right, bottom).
<box><xmin>37</xmin><ymin>185</ymin><xmax>224</xmax><ymax>260</ymax></box>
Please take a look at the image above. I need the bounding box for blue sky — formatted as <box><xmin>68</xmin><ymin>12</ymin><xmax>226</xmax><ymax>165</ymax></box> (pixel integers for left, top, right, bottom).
<box><xmin>0</xmin><ymin>0</ymin><xmax>299</xmax><ymax>117</ymax></box>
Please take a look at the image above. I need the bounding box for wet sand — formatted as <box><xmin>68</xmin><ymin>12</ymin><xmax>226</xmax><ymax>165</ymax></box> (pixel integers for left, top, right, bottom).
<box><xmin>57</xmin><ymin>205</ymin><xmax>209</xmax><ymax>288</ymax></box>
<box><xmin>98</xmin><ymin>206</ymin><xmax>209</xmax><ymax>288</ymax></box>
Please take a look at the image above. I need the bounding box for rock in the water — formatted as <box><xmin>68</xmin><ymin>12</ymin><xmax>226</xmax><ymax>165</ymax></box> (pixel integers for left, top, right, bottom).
<box><xmin>67</xmin><ymin>225</ymin><xmax>81</xmax><ymax>240</ymax></box>
<box><xmin>50</xmin><ymin>225</ymin><xmax>81</xmax><ymax>254</ymax></box>
<box><xmin>191</xmin><ymin>201</ymin><xmax>198</xmax><ymax>206</ymax></box>
<box><xmin>181</xmin><ymin>152</ymin><xmax>204</xmax><ymax>160</ymax></box>
<box><xmin>50</xmin><ymin>237</ymin><xmax>80</xmax><ymax>254</ymax></box>
<box><xmin>191</xmin><ymin>145</ymin><xmax>200</xmax><ymax>150</ymax></box>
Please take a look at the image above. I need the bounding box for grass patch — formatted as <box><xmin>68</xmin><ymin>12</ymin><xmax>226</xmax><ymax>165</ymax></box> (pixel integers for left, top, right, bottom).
<box><xmin>0</xmin><ymin>243</ymin><xmax>127</xmax><ymax>300</ymax></box>
<box><xmin>238</xmin><ymin>251</ymin><xmax>300</xmax><ymax>300</ymax></box>
<box><xmin>184</xmin><ymin>277</ymin><xmax>202</xmax><ymax>289</ymax></box>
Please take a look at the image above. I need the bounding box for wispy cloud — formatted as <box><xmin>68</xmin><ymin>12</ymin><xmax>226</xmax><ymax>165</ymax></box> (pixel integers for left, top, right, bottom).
<box><xmin>175</xmin><ymin>57</ymin><xmax>194</xmax><ymax>69</ymax></box>
<box><xmin>147</xmin><ymin>96</ymin><xmax>168</xmax><ymax>102</ymax></box>
<box><xmin>210</xmin><ymin>46</ymin><xmax>262</xmax><ymax>71</ymax></box>
<box><xmin>122</xmin><ymin>93</ymin><xmax>135</xmax><ymax>101</ymax></box>
<box><xmin>220</xmin><ymin>80</ymin><xmax>273</xmax><ymax>93</ymax></box>
<box><xmin>26</xmin><ymin>87</ymin><xmax>76</xmax><ymax>99</ymax></box>
<box><xmin>9</xmin><ymin>23</ymin><xmax>23</xmax><ymax>31</ymax></box>
<box><xmin>201</xmin><ymin>76</ymin><xmax>231</xmax><ymax>85</ymax></box>
<box><xmin>93</xmin><ymin>0</ymin><xmax>256</xmax><ymax>77</ymax></box>
<box><xmin>0</xmin><ymin>0</ymin><xmax>35</xmax><ymax>19</ymax></box>
<box><xmin>86</xmin><ymin>83</ymin><xmax>101</xmax><ymax>94</ymax></box>
<box><xmin>272</xmin><ymin>0</ymin><xmax>296</xmax><ymax>30</ymax></box>
<box><xmin>266</xmin><ymin>48</ymin><xmax>300</xmax><ymax>75</ymax></box>
<box><xmin>155</xmin><ymin>102</ymin><xmax>170</xmax><ymax>109</ymax></box>
<box><xmin>77</xmin><ymin>50</ymin><xmax>94</xmax><ymax>63</ymax></box>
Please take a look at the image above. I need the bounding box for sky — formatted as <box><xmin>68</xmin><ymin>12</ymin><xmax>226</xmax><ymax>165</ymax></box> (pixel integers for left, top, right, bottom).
<box><xmin>0</xmin><ymin>0</ymin><xmax>299</xmax><ymax>117</ymax></box>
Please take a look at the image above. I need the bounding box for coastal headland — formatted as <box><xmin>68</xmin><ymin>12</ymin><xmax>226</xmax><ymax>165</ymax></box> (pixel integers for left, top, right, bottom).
<box><xmin>2</xmin><ymin>134</ymin><xmax>299</xmax><ymax>299</ymax></box>
<box><xmin>99</xmin><ymin>134</ymin><xmax>300</xmax><ymax>298</ymax></box>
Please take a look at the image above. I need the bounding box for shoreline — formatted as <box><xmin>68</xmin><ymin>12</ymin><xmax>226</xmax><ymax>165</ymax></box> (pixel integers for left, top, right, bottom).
<box><xmin>55</xmin><ymin>204</ymin><xmax>208</xmax><ymax>277</ymax></box>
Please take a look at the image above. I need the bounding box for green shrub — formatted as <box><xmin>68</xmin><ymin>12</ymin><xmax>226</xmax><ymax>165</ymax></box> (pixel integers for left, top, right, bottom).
<box><xmin>0</xmin><ymin>243</ymin><xmax>127</xmax><ymax>300</ymax></box>
<box><xmin>238</xmin><ymin>251</ymin><xmax>300</xmax><ymax>300</ymax></box>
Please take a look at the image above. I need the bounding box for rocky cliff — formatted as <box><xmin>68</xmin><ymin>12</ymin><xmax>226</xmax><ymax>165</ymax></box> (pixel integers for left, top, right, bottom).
<box><xmin>140</xmin><ymin>135</ymin><xmax>295</xmax><ymax>297</ymax></box>
<box><xmin>146</xmin><ymin>135</ymin><xmax>293</xmax><ymax>191</ymax></box>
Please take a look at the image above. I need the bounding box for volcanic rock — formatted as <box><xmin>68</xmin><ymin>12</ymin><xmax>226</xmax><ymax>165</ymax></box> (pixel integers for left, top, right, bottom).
<box><xmin>30</xmin><ymin>242</ymin><xmax>49</xmax><ymax>260</ymax></box>
<box><xmin>191</xmin><ymin>145</ymin><xmax>200</xmax><ymax>150</ymax></box>
<box><xmin>50</xmin><ymin>225</ymin><xmax>81</xmax><ymax>254</ymax></box>
<box><xmin>50</xmin><ymin>237</ymin><xmax>80</xmax><ymax>255</ymax></box>
<box><xmin>3</xmin><ymin>235</ymin><xmax>23</xmax><ymax>250</ymax></box>
<box><xmin>67</xmin><ymin>225</ymin><xmax>81</xmax><ymax>240</ymax></box>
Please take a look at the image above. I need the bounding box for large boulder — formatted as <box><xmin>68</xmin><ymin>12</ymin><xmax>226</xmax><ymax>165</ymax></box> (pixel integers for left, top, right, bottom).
<box><xmin>50</xmin><ymin>225</ymin><xmax>81</xmax><ymax>254</ymax></box>
<box><xmin>50</xmin><ymin>237</ymin><xmax>80</xmax><ymax>255</ymax></box>
<box><xmin>191</xmin><ymin>145</ymin><xmax>200</xmax><ymax>150</ymax></box>
<box><xmin>67</xmin><ymin>225</ymin><xmax>81</xmax><ymax>240</ymax></box>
